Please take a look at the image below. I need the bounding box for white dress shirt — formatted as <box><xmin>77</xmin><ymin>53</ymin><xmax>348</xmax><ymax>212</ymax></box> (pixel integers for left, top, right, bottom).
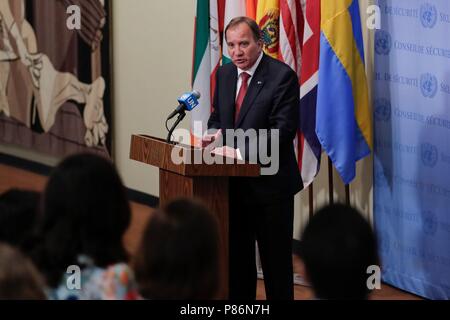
<box><xmin>235</xmin><ymin>51</ymin><xmax>264</xmax><ymax>99</ymax></box>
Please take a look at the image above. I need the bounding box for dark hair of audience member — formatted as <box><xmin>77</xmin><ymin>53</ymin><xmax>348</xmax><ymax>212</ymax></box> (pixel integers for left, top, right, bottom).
<box><xmin>133</xmin><ymin>198</ymin><xmax>220</xmax><ymax>300</ymax></box>
<box><xmin>0</xmin><ymin>189</ymin><xmax>40</xmax><ymax>249</ymax></box>
<box><xmin>300</xmin><ymin>203</ymin><xmax>379</xmax><ymax>300</ymax></box>
<box><xmin>30</xmin><ymin>153</ymin><xmax>131</xmax><ymax>288</ymax></box>
<box><xmin>0</xmin><ymin>243</ymin><xmax>46</xmax><ymax>300</ymax></box>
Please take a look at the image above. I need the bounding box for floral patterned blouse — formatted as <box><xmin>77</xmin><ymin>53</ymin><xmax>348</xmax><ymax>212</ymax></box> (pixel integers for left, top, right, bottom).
<box><xmin>47</xmin><ymin>258</ymin><xmax>140</xmax><ymax>300</ymax></box>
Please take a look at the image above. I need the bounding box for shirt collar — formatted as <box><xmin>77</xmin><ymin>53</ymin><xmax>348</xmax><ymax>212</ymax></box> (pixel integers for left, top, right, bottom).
<box><xmin>237</xmin><ymin>51</ymin><xmax>264</xmax><ymax>78</ymax></box>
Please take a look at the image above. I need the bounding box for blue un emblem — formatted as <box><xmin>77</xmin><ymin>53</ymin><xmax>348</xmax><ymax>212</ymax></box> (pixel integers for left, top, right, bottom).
<box><xmin>374</xmin><ymin>98</ymin><xmax>391</xmax><ymax>122</ymax></box>
<box><xmin>420</xmin><ymin>3</ymin><xmax>438</xmax><ymax>28</ymax></box>
<box><xmin>420</xmin><ymin>73</ymin><xmax>438</xmax><ymax>98</ymax></box>
<box><xmin>375</xmin><ymin>30</ymin><xmax>392</xmax><ymax>55</ymax></box>
<box><xmin>422</xmin><ymin>211</ymin><xmax>438</xmax><ymax>236</ymax></box>
<box><xmin>374</xmin><ymin>170</ymin><xmax>389</xmax><ymax>188</ymax></box>
<box><xmin>421</xmin><ymin>143</ymin><xmax>438</xmax><ymax>168</ymax></box>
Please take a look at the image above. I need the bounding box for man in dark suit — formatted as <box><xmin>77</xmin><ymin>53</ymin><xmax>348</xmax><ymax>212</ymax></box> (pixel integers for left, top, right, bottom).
<box><xmin>205</xmin><ymin>17</ymin><xmax>303</xmax><ymax>300</ymax></box>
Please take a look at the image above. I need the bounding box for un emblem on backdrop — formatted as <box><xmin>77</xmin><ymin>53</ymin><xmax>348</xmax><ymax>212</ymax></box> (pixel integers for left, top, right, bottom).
<box><xmin>422</xmin><ymin>211</ymin><xmax>438</xmax><ymax>236</ymax></box>
<box><xmin>421</xmin><ymin>143</ymin><xmax>438</xmax><ymax>168</ymax></box>
<box><xmin>420</xmin><ymin>3</ymin><xmax>438</xmax><ymax>28</ymax></box>
<box><xmin>420</xmin><ymin>73</ymin><xmax>438</xmax><ymax>98</ymax></box>
<box><xmin>375</xmin><ymin>30</ymin><xmax>392</xmax><ymax>55</ymax></box>
<box><xmin>378</xmin><ymin>231</ymin><xmax>390</xmax><ymax>255</ymax></box>
<box><xmin>374</xmin><ymin>170</ymin><xmax>389</xmax><ymax>188</ymax></box>
<box><xmin>374</xmin><ymin>98</ymin><xmax>392</xmax><ymax>122</ymax></box>
<box><xmin>374</xmin><ymin>202</ymin><xmax>383</xmax><ymax>214</ymax></box>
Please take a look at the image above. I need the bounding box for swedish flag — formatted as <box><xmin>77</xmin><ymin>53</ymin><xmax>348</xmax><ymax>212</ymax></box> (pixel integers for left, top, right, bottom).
<box><xmin>316</xmin><ymin>0</ymin><xmax>372</xmax><ymax>184</ymax></box>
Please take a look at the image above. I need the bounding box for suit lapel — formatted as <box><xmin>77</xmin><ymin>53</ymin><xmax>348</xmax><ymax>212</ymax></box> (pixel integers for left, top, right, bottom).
<box><xmin>235</xmin><ymin>55</ymin><xmax>267</xmax><ymax>128</ymax></box>
<box><xmin>223</xmin><ymin>65</ymin><xmax>238</xmax><ymax>129</ymax></box>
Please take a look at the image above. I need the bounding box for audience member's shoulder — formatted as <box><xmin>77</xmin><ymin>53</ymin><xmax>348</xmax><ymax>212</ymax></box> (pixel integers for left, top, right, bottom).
<box><xmin>103</xmin><ymin>263</ymin><xmax>134</xmax><ymax>284</ymax></box>
<box><xmin>48</xmin><ymin>263</ymin><xmax>140</xmax><ymax>300</ymax></box>
<box><xmin>102</xmin><ymin>263</ymin><xmax>140</xmax><ymax>300</ymax></box>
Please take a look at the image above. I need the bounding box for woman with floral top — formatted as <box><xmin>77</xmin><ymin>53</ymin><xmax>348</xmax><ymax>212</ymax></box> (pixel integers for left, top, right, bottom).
<box><xmin>30</xmin><ymin>153</ymin><xmax>139</xmax><ymax>300</ymax></box>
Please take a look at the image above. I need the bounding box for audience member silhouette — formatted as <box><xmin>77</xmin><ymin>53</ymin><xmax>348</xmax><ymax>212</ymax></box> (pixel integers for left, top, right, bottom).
<box><xmin>0</xmin><ymin>243</ymin><xmax>46</xmax><ymax>299</ymax></box>
<box><xmin>30</xmin><ymin>153</ymin><xmax>139</xmax><ymax>300</ymax></box>
<box><xmin>133</xmin><ymin>198</ymin><xmax>220</xmax><ymax>300</ymax></box>
<box><xmin>300</xmin><ymin>203</ymin><xmax>379</xmax><ymax>300</ymax></box>
<box><xmin>0</xmin><ymin>188</ymin><xmax>40</xmax><ymax>249</ymax></box>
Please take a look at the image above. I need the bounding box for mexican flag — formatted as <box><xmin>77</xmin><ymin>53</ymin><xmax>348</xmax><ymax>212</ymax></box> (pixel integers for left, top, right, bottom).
<box><xmin>191</xmin><ymin>0</ymin><xmax>221</xmax><ymax>144</ymax></box>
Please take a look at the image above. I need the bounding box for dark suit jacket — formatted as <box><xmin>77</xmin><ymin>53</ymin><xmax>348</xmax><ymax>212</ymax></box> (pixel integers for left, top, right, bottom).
<box><xmin>208</xmin><ymin>54</ymin><xmax>303</xmax><ymax>200</ymax></box>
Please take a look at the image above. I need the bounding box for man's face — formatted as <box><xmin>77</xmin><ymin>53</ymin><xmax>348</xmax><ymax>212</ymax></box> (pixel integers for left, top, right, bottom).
<box><xmin>226</xmin><ymin>23</ymin><xmax>262</xmax><ymax>71</ymax></box>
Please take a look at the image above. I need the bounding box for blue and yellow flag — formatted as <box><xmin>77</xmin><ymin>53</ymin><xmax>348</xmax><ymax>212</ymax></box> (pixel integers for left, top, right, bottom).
<box><xmin>316</xmin><ymin>0</ymin><xmax>372</xmax><ymax>184</ymax></box>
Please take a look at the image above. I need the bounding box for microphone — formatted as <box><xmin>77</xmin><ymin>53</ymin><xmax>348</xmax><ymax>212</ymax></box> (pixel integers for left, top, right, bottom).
<box><xmin>167</xmin><ymin>90</ymin><xmax>201</xmax><ymax>120</ymax></box>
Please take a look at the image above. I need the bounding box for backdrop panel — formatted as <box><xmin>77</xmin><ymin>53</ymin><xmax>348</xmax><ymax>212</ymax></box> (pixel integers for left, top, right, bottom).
<box><xmin>374</xmin><ymin>0</ymin><xmax>450</xmax><ymax>299</ymax></box>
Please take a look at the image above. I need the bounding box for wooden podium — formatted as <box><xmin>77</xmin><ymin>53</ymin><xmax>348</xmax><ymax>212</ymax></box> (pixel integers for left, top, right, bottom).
<box><xmin>129</xmin><ymin>134</ymin><xmax>260</xmax><ymax>298</ymax></box>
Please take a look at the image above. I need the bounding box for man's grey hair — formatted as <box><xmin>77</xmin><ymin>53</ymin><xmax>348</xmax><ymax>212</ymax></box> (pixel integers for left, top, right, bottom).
<box><xmin>224</xmin><ymin>16</ymin><xmax>262</xmax><ymax>43</ymax></box>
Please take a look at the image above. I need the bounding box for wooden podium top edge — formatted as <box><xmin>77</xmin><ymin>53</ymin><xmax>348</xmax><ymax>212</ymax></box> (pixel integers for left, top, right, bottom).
<box><xmin>130</xmin><ymin>134</ymin><xmax>260</xmax><ymax>177</ymax></box>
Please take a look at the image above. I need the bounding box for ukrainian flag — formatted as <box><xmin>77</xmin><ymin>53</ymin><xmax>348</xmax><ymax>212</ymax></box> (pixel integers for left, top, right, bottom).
<box><xmin>316</xmin><ymin>0</ymin><xmax>372</xmax><ymax>184</ymax></box>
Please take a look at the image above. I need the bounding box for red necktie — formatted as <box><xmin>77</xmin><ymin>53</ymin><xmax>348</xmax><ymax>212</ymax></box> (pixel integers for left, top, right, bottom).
<box><xmin>235</xmin><ymin>72</ymin><xmax>250</xmax><ymax>124</ymax></box>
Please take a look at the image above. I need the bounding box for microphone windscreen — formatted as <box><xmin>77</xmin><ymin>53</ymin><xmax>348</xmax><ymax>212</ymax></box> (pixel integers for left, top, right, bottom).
<box><xmin>192</xmin><ymin>90</ymin><xmax>201</xmax><ymax>99</ymax></box>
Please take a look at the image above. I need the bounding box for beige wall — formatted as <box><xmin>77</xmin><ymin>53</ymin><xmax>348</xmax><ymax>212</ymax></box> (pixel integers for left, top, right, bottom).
<box><xmin>113</xmin><ymin>0</ymin><xmax>195</xmax><ymax>196</ymax></box>
<box><xmin>0</xmin><ymin>0</ymin><xmax>375</xmax><ymax>239</ymax></box>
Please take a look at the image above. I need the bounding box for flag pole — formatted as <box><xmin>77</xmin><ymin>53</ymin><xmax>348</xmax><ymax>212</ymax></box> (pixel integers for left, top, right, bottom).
<box><xmin>345</xmin><ymin>184</ymin><xmax>350</xmax><ymax>205</ymax></box>
<box><xmin>308</xmin><ymin>183</ymin><xmax>314</xmax><ymax>219</ymax></box>
<box><xmin>328</xmin><ymin>156</ymin><xmax>334</xmax><ymax>204</ymax></box>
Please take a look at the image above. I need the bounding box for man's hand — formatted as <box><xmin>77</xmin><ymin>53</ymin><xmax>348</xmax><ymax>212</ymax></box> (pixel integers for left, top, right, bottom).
<box><xmin>201</xmin><ymin>129</ymin><xmax>222</xmax><ymax>148</ymax></box>
<box><xmin>211</xmin><ymin>146</ymin><xmax>242</xmax><ymax>160</ymax></box>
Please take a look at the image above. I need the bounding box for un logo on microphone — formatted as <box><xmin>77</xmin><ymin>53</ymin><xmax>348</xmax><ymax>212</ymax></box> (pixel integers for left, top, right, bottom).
<box><xmin>420</xmin><ymin>3</ymin><xmax>438</xmax><ymax>29</ymax></box>
<box><xmin>421</xmin><ymin>143</ymin><xmax>438</xmax><ymax>168</ymax></box>
<box><xmin>374</xmin><ymin>98</ymin><xmax>391</xmax><ymax>122</ymax></box>
<box><xmin>375</xmin><ymin>30</ymin><xmax>392</xmax><ymax>55</ymax></box>
<box><xmin>420</xmin><ymin>73</ymin><xmax>438</xmax><ymax>98</ymax></box>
